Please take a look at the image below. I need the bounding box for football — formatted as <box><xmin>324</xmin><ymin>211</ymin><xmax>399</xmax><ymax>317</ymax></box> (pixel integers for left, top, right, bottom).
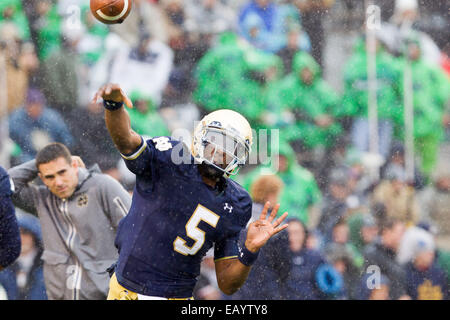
<box><xmin>90</xmin><ymin>0</ymin><xmax>132</xmax><ymax>25</ymax></box>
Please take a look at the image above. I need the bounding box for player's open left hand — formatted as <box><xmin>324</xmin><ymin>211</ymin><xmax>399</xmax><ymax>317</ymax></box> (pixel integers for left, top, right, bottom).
<box><xmin>91</xmin><ymin>83</ymin><xmax>133</xmax><ymax>108</ymax></box>
<box><xmin>245</xmin><ymin>202</ymin><xmax>288</xmax><ymax>253</ymax></box>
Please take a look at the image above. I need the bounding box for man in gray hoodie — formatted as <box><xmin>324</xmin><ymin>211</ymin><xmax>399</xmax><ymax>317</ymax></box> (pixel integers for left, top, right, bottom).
<box><xmin>8</xmin><ymin>142</ymin><xmax>131</xmax><ymax>300</ymax></box>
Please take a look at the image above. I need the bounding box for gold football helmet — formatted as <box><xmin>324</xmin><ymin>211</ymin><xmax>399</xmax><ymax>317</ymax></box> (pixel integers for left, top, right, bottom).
<box><xmin>192</xmin><ymin>109</ymin><xmax>253</xmax><ymax>176</ymax></box>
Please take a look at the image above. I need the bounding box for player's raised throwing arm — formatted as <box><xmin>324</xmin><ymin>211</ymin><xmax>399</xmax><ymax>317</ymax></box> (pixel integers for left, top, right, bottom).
<box><xmin>92</xmin><ymin>83</ymin><xmax>142</xmax><ymax>155</ymax></box>
<box><xmin>215</xmin><ymin>202</ymin><xmax>288</xmax><ymax>295</ymax></box>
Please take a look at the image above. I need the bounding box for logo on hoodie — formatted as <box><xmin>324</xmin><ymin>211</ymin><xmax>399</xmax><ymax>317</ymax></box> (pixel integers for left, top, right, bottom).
<box><xmin>77</xmin><ymin>193</ymin><xmax>88</xmax><ymax>208</ymax></box>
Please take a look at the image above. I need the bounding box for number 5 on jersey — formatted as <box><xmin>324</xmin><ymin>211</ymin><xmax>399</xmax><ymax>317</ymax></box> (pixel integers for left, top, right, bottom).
<box><xmin>173</xmin><ymin>205</ymin><xmax>220</xmax><ymax>256</ymax></box>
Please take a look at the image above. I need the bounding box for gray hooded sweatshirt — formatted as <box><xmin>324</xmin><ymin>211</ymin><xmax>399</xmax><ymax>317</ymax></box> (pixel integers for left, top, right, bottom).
<box><xmin>8</xmin><ymin>160</ymin><xmax>131</xmax><ymax>300</ymax></box>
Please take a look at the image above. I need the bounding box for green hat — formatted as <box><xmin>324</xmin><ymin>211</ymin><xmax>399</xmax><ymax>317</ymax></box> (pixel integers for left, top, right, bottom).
<box><xmin>292</xmin><ymin>51</ymin><xmax>320</xmax><ymax>76</ymax></box>
<box><xmin>129</xmin><ymin>90</ymin><xmax>155</xmax><ymax>110</ymax></box>
<box><xmin>0</xmin><ymin>0</ymin><xmax>21</xmax><ymax>12</ymax></box>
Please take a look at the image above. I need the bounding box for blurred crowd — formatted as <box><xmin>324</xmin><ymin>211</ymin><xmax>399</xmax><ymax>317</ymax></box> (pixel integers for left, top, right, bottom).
<box><xmin>0</xmin><ymin>0</ymin><xmax>449</xmax><ymax>300</ymax></box>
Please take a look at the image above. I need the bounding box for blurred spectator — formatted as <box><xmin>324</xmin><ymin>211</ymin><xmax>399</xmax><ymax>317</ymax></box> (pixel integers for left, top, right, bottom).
<box><xmin>242</xmin><ymin>140</ymin><xmax>321</xmax><ymax>227</ymax></box>
<box><xmin>380</xmin><ymin>141</ymin><xmax>426</xmax><ymax>190</ymax></box>
<box><xmin>372</xmin><ymin>164</ymin><xmax>419</xmax><ymax>225</ymax></box>
<box><xmin>326</xmin><ymin>242</ymin><xmax>361</xmax><ymax>300</ymax></box>
<box><xmin>93</xmin><ymin>32</ymin><xmax>173</xmax><ymax>108</ymax></box>
<box><xmin>419</xmin><ymin>157</ymin><xmax>450</xmax><ymax>251</ymax></box>
<box><xmin>232</xmin><ymin>176</ymin><xmax>290</xmax><ymax>300</ymax></box>
<box><xmin>324</xmin><ymin>218</ymin><xmax>364</xmax><ymax>270</ymax></box>
<box><xmin>404</xmin><ymin>235</ymin><xmax>448</xmax><ymax>300</ymax></box>
<box><xmin>340</xmin><ymin>36</ymin><xmax>402</xmax><ymax>160</ymax></box>
<box><xmin>416</xmin><ymin>222</ymin><xmax>450</xmax><ymax>292</ymax></box>
<box><xmin>239</xmin><ymin>10</ymin><xmax>274</xmax><ymax>52</ymax></box>
<box><xmin>397</xmin><ymin>36</ymin><xmax>450</xmax><ymax>178</ymax></box>
<box><xmin>238</xmin><ymin>0</ymin><xmax>278</xmax><ymax>39</ymax></box>
<box><xmin>363</xmin><ymin>217</ymin><xmax>410</xmax><ymax>300</ymax></box>
<box><xmin>160</xmin><ymin>0</ymin><xmax>190</xmax><ymax>50</ymax></box>
<box><xmin>267</xmin><ymin>51</ymin><xmax>342</xmax><ymax>168</ymax></box>
<box><xmin>380</xmin><ymin>0</ymin><xmax>442</xmax><ymax>66</ymax></box>
<box><xmin>347</xmin><ymin>212</ymin><xmax>378</xmax><ymax>259</ymax></box>
<box><xmin>0</xmin><ymin>0</ymin><xmax>31</xmax><ymax>40</ymax></box>
<box><xmin>414</xmin><ymin>1</ymin><xmax>450</xmax><ymax>52</ymax></box>
<box><xmin>305</xmin><ymin>228</ymin><xmax>321</xmax><ymax>251</ymax></box>
<box><xmin>184</xmin><ymin>0</ymin><xmax>236</xmax><ymax>36</ymax></box>
<box><xmin>25</xmin><ymin>0</ymin><xmax>62</xmax><ymax>60</ymax></box>
<box><xmin>8</xmin><ymin>88</ymin><xmax>74</xmax><ymax>163</ymax></box>
<box><xmin>162</xmin><ymin>0</ymin><xmax>212</xmax><ymax>80</ymax></box>
<box><xmin>343</xmin><ymin>149</ymin><xmax>374</xmax><ymax>207</ymax></box>
<box><xmin>127</xmin><ymin>90</ymin><xmax>170</xmax><ymax>138</ymax></box>
<box><xmin>65</xmin><ymin>100</ymin><xmax>121</xmax><ymax>176</ymax></box>
<box><xmin>238</xmin><ymin>0</ymin><xmax>311</xmax><ymax>54</ymax></box>
<box><xmin>0</xmin><ymin>23</ymin><xmax>39</xmax><ymax>116</ymax></box>
<box><xmin>316</xmin><ymin>166</ymin><xmax>351</xmax><ymax>244</ymax></box>
<box><xmin>40</xmin><ymin>25</ymin><xmax>82</xmax><ymax>116</ymax></box>
<box><xmin>231</xmin><ymin>230</ymin><xmax>291</xmax><ymax>300</ymax></box>
<box><xmin>193</xmin><ymin>249</ymin><xmax>223</xmax><ymax>300</ymax></box>
<box><xmin>278</xmin><ymin>26</ymin><xmax>311</xmax><ymax>74</ymax></box>
<box><xmin>111</xmin><ymin>0</ymin><xmax>177</xmax><ymax>46</ymax></box>
<box><xmin>0</xmin><ymin>211</ymin><xmax>47</xmax><ymax>300</ymax></box>
<box><xmin>284</xmin><ymin>218</ymin><xmax>343</xmax><ymax>299</ymax></box>
<box><xmin>72</xmin><ymin>3</ymin><xmax>110</xmax><ymax>67</ymax></box>
<box><xmin>193</xmin><ymin>31</ymin><xmax>283</xmax><ymax>128</ymax></box>
<box><xmin>273</xmin><ymin>1</ymin><xmax>311</xmax><ymax>52</ymax></box>
<box><xmin>357</xmin><ymin>273</ymin><xmax>391</xmax><ymax>300</ymax></box>
<box><xmin>248</xmin><ymin>174</ymin><xmax>284</xmax><ymax>225</ymax></box>
<box><xmin>292</xmin><ymin>0</ymin><xmax>335</xmax><ymax>67</ymax></box>
<box><xmin>397</xmin><ymin>224</ymin><xmax>436</xmax><ymax>266</ymax></box>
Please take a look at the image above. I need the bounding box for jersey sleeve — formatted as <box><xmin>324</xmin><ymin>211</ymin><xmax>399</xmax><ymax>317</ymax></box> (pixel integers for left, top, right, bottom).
<box><xmin>0</xmin><ymin>166</ymin><xmax>14</xmax><ymax>197</ymax></box>
<box><xmin>120</xmin><ymin>136</ymin><xmax>154</xmax><ymax>176</ymax></box>
<box><xmin>214</xmin><ymin>191</ymin><xmax>252</xmax><ymax>262</ymax></box>
<box><xmin>0</xmin><ymin>166</ymin><xmax>21</xmax><ymax>268</ymax></box>
<box><xmin>120</xmin><ymin>136</ymin><xmax>179</xmax><ymax>177</ymax></box>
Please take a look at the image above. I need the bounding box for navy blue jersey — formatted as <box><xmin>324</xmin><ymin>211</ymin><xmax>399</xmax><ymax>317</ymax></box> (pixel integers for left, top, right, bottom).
<box><xmin>0</xmin><ymin>166</ymin><xmax>13</xmax><ymax>197</ymax></box>
<box><xmin>0</xmin><ymin>166</ymin><xmax>21</xmax><ymax>268</ymax></box>
<box><xmin>114</xmin><ymin>136</ymin><xmax>252</xmax><ymax>298</ymax></box>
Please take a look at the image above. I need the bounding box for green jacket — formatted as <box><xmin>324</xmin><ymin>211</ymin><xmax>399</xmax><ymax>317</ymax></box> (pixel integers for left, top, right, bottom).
<box><xmin>37</xmin><ymin>6</ymin><xmax>62</xmax><ymax>61</ymax></box>
<box><xmin>340</xmin><ymin>38</ymin><xmax>403</xmax><ymax>124</ymax></box>
<box><xmin>396</xmin><ymin>57</ymin><xmax>450</xmax><ymax>139</ymax></box>
<box><xmin>266</xmin><ymin>51</ymin><xmax>342</xmax><ymax>148</ymax></box>
<box><xmin>128</xmin><ymin>108</ymin><xmax>170</xmax><ymax>138</ymax></box>
<box><xmin>193</xmin><ymin>32</ymin><xmax>283</xmax><ymax>128</ymax></box>
<box><xmin>127</xmin><ymin>91</ymin><xmax>170</xmax><ymax>138</ymax></box>
<box><xmin>0</xmin><ymin>0</ymin><xmax>30</xmax><ymax>40</ymax></box>
<box><xmin>241</xmin><ymin>140</ymin><xmax>321</xmax><ymax>223</ymax></box>
<box><xmin>79</xmin><ymin>4</ymin><xmax>110</xmax><ymax>65</ymax></box>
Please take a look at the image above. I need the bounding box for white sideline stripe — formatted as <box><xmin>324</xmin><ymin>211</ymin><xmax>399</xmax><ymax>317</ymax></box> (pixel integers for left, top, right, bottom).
<box><xmin>96</xmin><ymin>0</ymin><xmax>129</xmax><ymax>21</ymax></box>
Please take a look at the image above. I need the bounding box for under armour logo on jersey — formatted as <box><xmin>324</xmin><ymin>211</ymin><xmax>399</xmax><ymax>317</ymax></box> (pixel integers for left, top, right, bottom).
<box><xmin>224</xmin><ymin>203</ymin><xmax>233</xmax><ymax>213</ymax></box>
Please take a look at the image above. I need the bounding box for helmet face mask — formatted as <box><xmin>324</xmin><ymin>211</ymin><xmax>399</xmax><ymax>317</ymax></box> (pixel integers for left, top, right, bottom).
<box><xmin>192</xmin><ymin>110</ymin><xmax>252</xmax><ymax>177</ymax></box>
<box><xmin>200</xmin><ymin>128</ymin><xmax>248</xmax><ymax>176</ymax></box>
